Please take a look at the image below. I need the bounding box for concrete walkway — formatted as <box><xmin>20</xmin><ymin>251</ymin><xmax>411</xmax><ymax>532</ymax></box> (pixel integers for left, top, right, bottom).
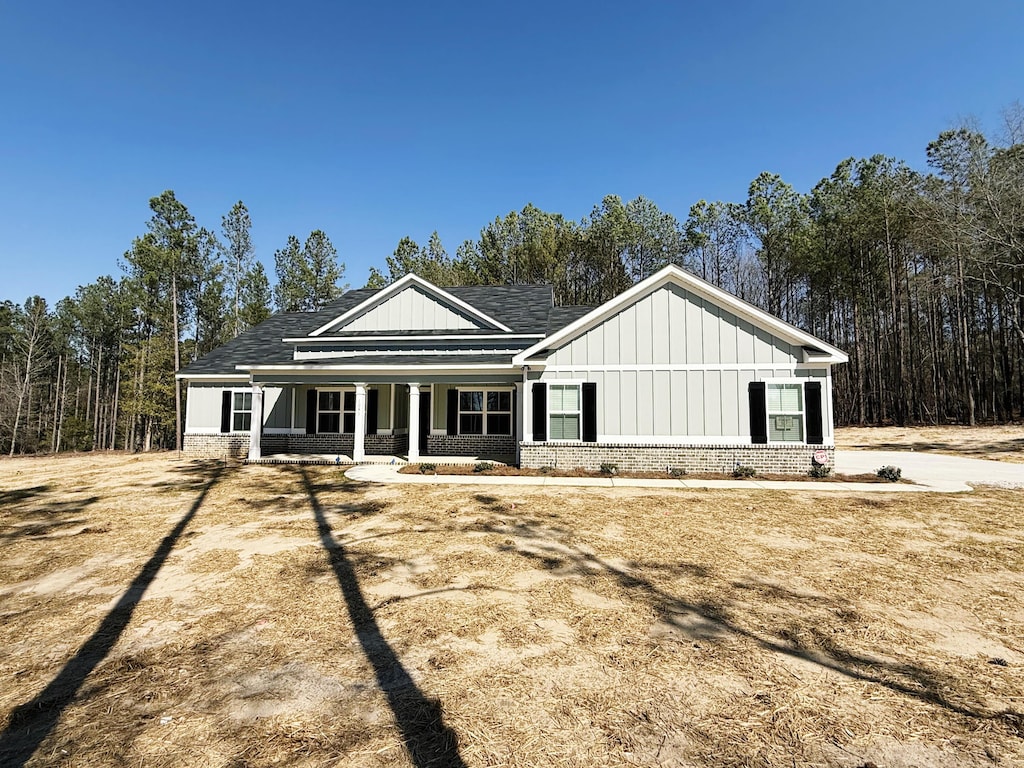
<box><xmin>836</xmin><ymin>449</ymin><xmax>1024</xmax><ymax>491</ymax></box>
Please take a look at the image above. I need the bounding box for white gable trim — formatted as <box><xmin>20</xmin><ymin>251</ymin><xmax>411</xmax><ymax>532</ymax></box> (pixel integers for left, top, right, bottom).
<box><xmin>309</xmin><ymin>273</ymin><xmax>513</xmax><ymax>336</ymax></box>
<box><xmin>512</xmin><ymin>265</ymin><xmax>848</xmax><ymax>365</ymax></box>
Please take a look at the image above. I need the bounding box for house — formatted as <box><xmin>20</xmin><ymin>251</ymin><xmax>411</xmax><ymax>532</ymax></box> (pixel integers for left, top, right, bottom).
<box><xmin>178</xmin><ymin>265</ymin><xmax>847</xmax><ymax>473</ymax></box>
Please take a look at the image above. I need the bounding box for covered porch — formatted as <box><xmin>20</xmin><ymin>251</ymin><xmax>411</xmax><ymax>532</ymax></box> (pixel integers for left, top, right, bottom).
<box><xmin>242</xmin><ymin>370</ymin><xmax>524</xmax><ymax>465</ymax></box>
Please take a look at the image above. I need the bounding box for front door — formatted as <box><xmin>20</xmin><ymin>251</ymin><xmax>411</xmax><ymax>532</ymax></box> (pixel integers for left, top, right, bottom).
<box><xmin>418</xmin><ymin>392</ymin><xmax>431</xmax><ymax>454</ymax></box>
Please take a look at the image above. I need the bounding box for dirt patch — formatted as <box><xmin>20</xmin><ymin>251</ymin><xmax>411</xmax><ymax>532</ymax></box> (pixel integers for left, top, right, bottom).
<box><xmin>1</xmin><ymin>452</ymin><xmax>1022</xmax><ymax>767</ymax></box>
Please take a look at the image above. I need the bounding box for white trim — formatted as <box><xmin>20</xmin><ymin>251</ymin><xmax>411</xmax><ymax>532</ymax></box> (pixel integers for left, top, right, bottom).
<box><xmin>454</xmin><ymin>386</ymin><xmax>514</xmax><ymax>436</ymax></box>
<box><xmin>525</xmin><ymin>434</ymin><xmax>835</xmax><ymax>447</ymax></box>
<box><xmin>284</xmin><ymin>333</ymin><xmax>542</xmax><ymax>343</ymax></box>
<box><xmin>546</xmin><ymin>380</ymin><xmax>584</xmax><ymax>442</ymax></box>
<box><xmin>535</xmin><ymin>362</ymin><xmax>833</xmax><ymax>372</ymax></box>
<box><xmin>513</xmin><ymin>265</ymin><xmax>847</xmax><ymax>365</ymax></box>
<box><xmin>309</xmin><ymin>273</ymin><xmax>514</xmax><ymax>336</ymax></box>
<box><xmin>177</xmin><ymin>373</ymin><xmax>249</xmax><ymax>381</ymax></box>
<box><xmin>293</xmin><ymin>348</ymin><xmax>521</xmax><ymax>360</ymax></box>
<box><xmin>239</xmin><ymin>363</ymin><xmax>515</xmax><ymax>373</ymax></box>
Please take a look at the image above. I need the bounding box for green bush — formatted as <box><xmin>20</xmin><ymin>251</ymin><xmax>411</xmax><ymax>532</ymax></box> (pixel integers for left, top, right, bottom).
<box><xmin>599</xmin><ymin>462</ymin><xmax>618</xmax><ymax>475</ymax></box>
<box><xmin>418</xmin><ymin>463</ymin><xmax>437</xmax><ymax>474</ymax></box>
<box><xmin>808</xmin><ymin>464</ymin><xmax>832</xmax><ymax>478</ymax></box>
<box><xmin>667</xmin><ymin>467</ymin><xmax>686</xmax><ymax>478</ymax></box>
<box><xmin>876</xmin><ymin>465</ymin><xmax>902</xmax><ymax>482</ymax></box>
<box><xmin>732</xmin><ymin>464</ymin><xmax>756</xmax><ymax>479</ymax></box>
<box><xmin>539</xmin><ymin>466</ymin><xmax>555</xmax><ymax>474</ymax></box>
<box><xmin>474</xmin><ymin>462</ymin><xmax>493</xmax><ymax>473</ymax></box>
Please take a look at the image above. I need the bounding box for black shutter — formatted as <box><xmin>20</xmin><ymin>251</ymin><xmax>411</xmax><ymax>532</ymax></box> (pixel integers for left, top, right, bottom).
<box><xmin>532</xmin><ymin>383</ymin><xmax>547</xmax><ymax>442</ymax></box>
<box><xmin>306</xmin><ymin>389</ymin><xmax>317</xmax><ymax>434</ymax></box>
<box><xmin>748</xmin><ymin>382</ymin><xmax>767</xmax><ymax>444</ymax></box>
<box><xmin>582</xmin><ymin>382</ymin><xmax>597</xmax><ymax>443</ymax></box>
<box><xmin>220</xmin><ymin>391</ymin><xmax>232</xmax><ymax>433</ymax></box>
<box><xmin>805</xmin><ymin>381</ymin><xmax>823</xmax><ymax>444</ymax></box>
<box><xmin>366</xmin><ymin>388</ymin><xmax>379</xmax><ymax>435</ymax></box>
<box><xmin>446</xmin><ymin>388</ymin><xmax>458</xmax><ymax>435</ymax></box>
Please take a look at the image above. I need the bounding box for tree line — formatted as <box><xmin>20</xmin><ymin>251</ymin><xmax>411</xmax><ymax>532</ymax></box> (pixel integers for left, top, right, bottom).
<box><xmin>2</xmin><ymin>108</ymin><xmax>1021</xmax><ymax>454</ymax></box>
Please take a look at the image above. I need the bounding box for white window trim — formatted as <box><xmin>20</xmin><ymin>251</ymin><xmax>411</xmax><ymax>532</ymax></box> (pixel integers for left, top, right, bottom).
<box><xmin>764</xmin><ymin>378</ymin><xmax>806</xmax><ymax>445</ymax></box>
<box><xmin>228</xmin><ymin>387</ymin><xmax>253</xmax><ymax>434</ymax></box>
<box><xmin>546</xmin><ymin>380</ymin><xmax>584</xmax><ymax>442</ymax></box>
<box><xmin>315</xmin><ymin>386</ymin><xmax>357</xmax><ymax>434</ymax></box>
<box><xmin>455</xmin><ymin>386</ymin><xmax>514</xmax><ymax>436</ymax></box>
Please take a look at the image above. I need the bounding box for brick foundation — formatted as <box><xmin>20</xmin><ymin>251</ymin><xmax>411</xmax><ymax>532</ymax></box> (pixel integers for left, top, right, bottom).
<box><xmin>426</xmin><ymin>434</ymin><xmax>516</xmax><ymax>459</ymax></box>
<box><xmin>183</xmin><ymin>433</ymin><xmax>249</xmax><ymax>458</ymax></box>
<box><xmin>519</xmin><ymin>442</ymin><xmax>834</xmax><ymax>474</ymax></box>
<box><xmin>184</xmin><ymin>432</ymin><xmax>409</xmax><ymax>458</ymax></box>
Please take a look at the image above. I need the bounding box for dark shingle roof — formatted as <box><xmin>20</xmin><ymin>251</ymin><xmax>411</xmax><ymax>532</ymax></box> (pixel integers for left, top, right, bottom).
<box><xmin>179</xmin><ymin>282</ymin><xmax>576</xmax><ymax>377</ymax></box>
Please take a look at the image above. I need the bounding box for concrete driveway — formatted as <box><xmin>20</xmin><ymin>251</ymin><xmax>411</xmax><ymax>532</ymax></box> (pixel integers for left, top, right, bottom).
<box><xmin>836</xmin><ymin>449</ymin><xmax>1024</xmax><ymax>491</ymax></box>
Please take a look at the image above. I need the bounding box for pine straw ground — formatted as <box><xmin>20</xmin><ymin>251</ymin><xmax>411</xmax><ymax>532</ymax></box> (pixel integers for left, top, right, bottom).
<box><xmin>1</xmin><ymin>454</ymin><xmax>1022</xmax><ymax>768</ymax></box>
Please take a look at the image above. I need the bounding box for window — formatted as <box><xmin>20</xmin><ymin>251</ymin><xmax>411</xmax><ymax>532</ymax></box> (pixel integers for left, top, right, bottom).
<box><xmin>767</xmin><ymin>383</ymin><xmax>804</xmax><ymax>442</ymax></box>
<box><xmin>458</xmin><ymin>389</ymin><xmax>512</xmax><ymax>435</ymax></box>
<box><xmin>318</xmin><ymin>390</ymin><xmax>356</xmax><ymax>433</ymax></box>
<box><xmin>232</xmin><ymin>391</ymin><xmax>252</xmax><ymax>432</ymax></box>
<box><xmin>548</xmin><ymin>383</ymin><xmax>580</xmax><ymax>440</ymax></box>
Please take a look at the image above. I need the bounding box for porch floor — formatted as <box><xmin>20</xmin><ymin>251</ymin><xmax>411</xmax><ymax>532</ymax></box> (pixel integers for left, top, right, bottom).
<box><xmin>247</xmin><ymin>453</ymin><xmax>513</xmax><ymax>466</ymax></box>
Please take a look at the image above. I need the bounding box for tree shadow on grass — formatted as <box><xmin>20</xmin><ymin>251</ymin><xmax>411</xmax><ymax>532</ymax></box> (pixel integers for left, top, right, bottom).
<box><xmin>480</xmin><ymin>504</ymin><xmax>1023</xmax><ymax>737</ymax></box>
<box><xmin>298</xmin><ymin>467</ymin><xmax>466</xmax><ymax>767</ymax></box>
<box><xmin>0</xmin><ymin>483</ymin><xmax>100</xmax><ymax>542</ymax></box>
<box><xmin>0</xmin><ymin>464</ymin><xmax>226</xmax><ymax>767</ymax></box>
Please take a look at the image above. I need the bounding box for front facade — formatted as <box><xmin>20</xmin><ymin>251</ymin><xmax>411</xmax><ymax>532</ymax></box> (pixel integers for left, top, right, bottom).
<box><xmin>178</xmin><ymin>266</ymin><xmax>847</xmax><ymax>473</ymax></box>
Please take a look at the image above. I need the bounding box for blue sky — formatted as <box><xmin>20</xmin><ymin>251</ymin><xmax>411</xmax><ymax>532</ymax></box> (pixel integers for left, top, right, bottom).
<box><xmin>1</xmin><ymin>1</ymin><xmax>1022</xmax><ymax>305</ymax></box>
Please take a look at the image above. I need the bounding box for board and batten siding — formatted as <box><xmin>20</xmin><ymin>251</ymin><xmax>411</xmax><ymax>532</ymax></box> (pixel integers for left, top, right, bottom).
<box><xmin>544</xmin><ymin>283</ymin><xmax>800</xmax><ymax>367</ymax></box>
<box><xmin>536</xmin><ymin>282</ymin><xmax>830</xmax><ymax>442</ymax></box>
<box><xmin>339</xmin><ymin>286</ymin><xmax>482</xmax><ymax>332</ymax></box>
<box><xmin>185</xmin><ymin>383</ymin><xmax>288</xmax><ymax>431</ymax></box>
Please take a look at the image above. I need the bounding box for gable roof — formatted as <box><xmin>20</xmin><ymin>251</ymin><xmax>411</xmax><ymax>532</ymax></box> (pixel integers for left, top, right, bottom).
<box><xmin>310</xmin><ymin>273</ymin><xmax>513</xmax><ymax>335</ymax></box>
<box><xmin>177</xmin><ymin>278</ymin><xmax>566</xmax><ymax>377</ymax></box>
<box><xmin>513</xmin><ymin>264</ymin><xmax>848</xmax><ymax>365</ymax></box>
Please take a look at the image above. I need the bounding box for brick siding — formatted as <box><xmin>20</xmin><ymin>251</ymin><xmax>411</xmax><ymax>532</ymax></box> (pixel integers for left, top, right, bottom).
<box><xmin>426</xmin><ymin>434</ymin><xmax>516</xmax><ymax>459</ymax></box>
<box><xmin>519</xmin><ymin>442</ymin><xmax>834</xmax><ymax>474</ymax></box>
<box><xmin>184</xmin><ymin>432</ymin><xmax>409</xmax><ymax>458</ymax></box>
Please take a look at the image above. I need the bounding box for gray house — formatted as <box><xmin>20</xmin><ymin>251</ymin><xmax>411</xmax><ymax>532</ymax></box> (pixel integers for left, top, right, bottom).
<box><xmin>178</xmin><ymin>265</ymin><xmax>847</xmax><ymax>472</ymax></box>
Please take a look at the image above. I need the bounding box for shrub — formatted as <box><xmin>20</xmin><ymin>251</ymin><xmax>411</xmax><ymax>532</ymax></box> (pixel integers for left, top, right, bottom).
<box><xmin>539</xmin><ymin>466</ymin><xmax>555</xmax><ymax>474</ymax></box>
<box><xmin>474</xmin><ymin>462</ymin><xmax>494</xmax><ymax>473</ymax></box>
<box><xmin>732</xmin><ymin>464</ymin><xmax>756</xmax><ymax>479</ymax></box>
<box><xmin>808</xmin><ymin>464</ymin><xmax>832</xmax><ymax>478</ymax></box>
<box><xmin>667</xmin><ymin>467</ymin><xmax>686</xmax><ymax>478</ymax></box>
<box><xmin>877</xmin><ymin>465</ymin><xmax>902</xmax><ymax>482</ymax></box>
<box><xmin>599</xmin><ymin>462</ymin><xmax>618</xmax><ymax>475</ymax></box>
<box><xmin>418</xmin><ymin>463</ymin><xmax>437</xmax><ymax>474</ymax></box>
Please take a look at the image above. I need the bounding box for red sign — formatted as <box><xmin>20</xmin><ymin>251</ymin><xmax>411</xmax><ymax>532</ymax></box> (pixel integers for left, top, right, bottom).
<box><xmin>813</xmin><ymin>450</ymin><xmax>829</xmax><ymax>465</ymax></box>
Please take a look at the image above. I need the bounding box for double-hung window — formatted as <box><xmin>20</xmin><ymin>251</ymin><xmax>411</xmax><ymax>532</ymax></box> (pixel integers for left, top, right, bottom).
<box><xmin>548</xmin><ymin>383</ymin><xmax>581</xmax><ymax>440</ymax></box>
<box><xmin>232</xmin><ymin>391</ymin><xmax>252</xmax><ymax>432</ymax></box>
<box><xmin>458</xmin><ymin>389</ymin><xmax>512</xmax><ymax>435</ymax></box>
<box><xmin>318</xmin><ymin>390</ymin><xmax>356</xmax><ymax>433</ymax></box>
<box><xmin>766</xmin><ymin>383</ymin><xmax>804</xmax><ymax>442</ymax></box>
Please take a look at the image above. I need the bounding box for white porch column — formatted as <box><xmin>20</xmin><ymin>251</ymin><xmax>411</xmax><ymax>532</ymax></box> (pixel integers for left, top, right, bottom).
<box><xmin>407</xmin><ymin>383</ymin><xmax>420</xmax><ymax>461</ymax></box>
<box><xmin>247</xmin><ymin>384</ymin><xmax>264</xmax><ymax>462</ymax></box>
<box><xmin>353</xmin><ymin>383</ymin><xmax>367</xmax><ymax>462</ymax></box>
<box><xmin>521</xmin><ymin>366</ymin><xmax>530</xmax><ymax>444</ymax></box>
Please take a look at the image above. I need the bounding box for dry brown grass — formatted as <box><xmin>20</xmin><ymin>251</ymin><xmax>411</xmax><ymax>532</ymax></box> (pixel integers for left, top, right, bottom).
<box><xmin>837</xmin><ymin>424</ymin><xmax>1024</xmax><ymax>464</ymax></box>
<box><xmin>1</xmin><ymin>452</ymin><xmax>1022</xmax><ymax>767</ymax></box>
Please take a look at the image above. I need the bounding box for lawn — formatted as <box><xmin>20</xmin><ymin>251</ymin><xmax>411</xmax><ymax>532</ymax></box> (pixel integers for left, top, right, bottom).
<box><xmin>1</xmin><ymin>453</ymin><xmax>1022</xmax><ymax>767</ymax></box>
